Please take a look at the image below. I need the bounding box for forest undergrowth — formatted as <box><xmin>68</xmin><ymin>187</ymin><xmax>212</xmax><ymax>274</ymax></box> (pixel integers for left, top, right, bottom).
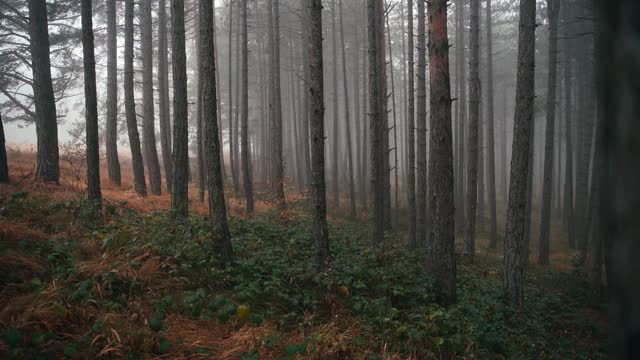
<box><xmin>0</xmin><ymin>153</ymin><xmax>606</xmax><ymax>359</ymax></box>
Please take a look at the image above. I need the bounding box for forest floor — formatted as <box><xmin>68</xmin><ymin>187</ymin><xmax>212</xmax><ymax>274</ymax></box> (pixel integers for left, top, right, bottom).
<box><xmin>0</xmin><ymin>149</ymin><xmax>607</xmax><ymax>359</ymax></box>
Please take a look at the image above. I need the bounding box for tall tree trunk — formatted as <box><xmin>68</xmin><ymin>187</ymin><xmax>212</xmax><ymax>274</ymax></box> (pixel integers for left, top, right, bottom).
<box><xmin>464</xmin><ymin>0</ymin><xmax>480</xmax><ymax>261</ymax></box>
<box><xmin>202</xmin><ymin>0</ymin><xmax>233</xmax><ymax>265</ymax></box>
<box><xmin>300</xmin><ymin>1</ymin><xmax>312</xmax><ymax>189</ymax></box>
<box><xmin>213</xmin><ymin>5</ymin><xmax>226</xmax><ymax>183</ymax></box>
<box><xmin>170</xmin><ymin>0</ymin><xmax>189</xmax><ymax>217</ymax></box>
<box><xmin>28</xmin><ymin>0</ymin><xmax>59</xmax><ymax>183</ymax></box>
<box><xmin>105</xmin><ymin>0</ymin><xmax>121</xmax><ymax>186</ymax></box>
<box><xmin>361</xmin><ymin>0</ymin><xmax>368</xmax><ymax>212</ymax></box>
<box><xmin>416</xmin><ymin>0</ymin><xmax>427</xmax><ymax>249</ymax></box>
<box><xmin>124</xmin><ymin>0</ymin><xmax>147</xmax><ymax>196</ymax></box>
<box><xmin>339</xmin><ymin>0</ymin><xmax>356</xmax><ymax>218</ymax></box>
<box><xmin>81</xmin><ymin>0</ymin><xmax>102</xmax><ymax>207</ymax></box>
<box><xmin>196</xmin><ymin>18</ymin><xmax>206</xmax><ymax>202</ymax></box>
<box><xmin>158</xmin><ymin>0</ymin><xmax>173</xmax><ymax>193</ymax></box>
<box><xmin>233</xmin><ymin>3</ymin><xmax>241</xmax><ymax>194</ymax></box>
<box><xmin>353</xmin><ymin>17</ymin><xmax>362</xmax><ymax>210</ymax></box>
<box><xmin>269</xmin><ymin>0</ymin><xmax>286</xmax><ymax>210</ymax></box>
<box><xmin>406</xmin><ymin>0</ymin><xmax>416</xmax><ymax>249</ymax></box>
<box><xmin>309</xmin><ymin>0</ymin><xmax>329</xmax><ymax>272</ymax></box>
<box><xmin>141</xmin><ymin>0</ymin><xmax>162</xmax><ymax>195</ymax></box>
<box><xmin>380</xmin><ymin>0</ymin><xmax>391</xmax><ymax>231</ymax></box>
<box><xmin>597</xmin><ymin>1</ymin><xmax>640</xmax><ymax>357</ymax></box>
<box><xmin>485</xmin><ymin>0</ymin><xmax>498</xmax><ymax>249</ymax></box>
<box><xmin>241</xmin><ymin>0</ymin><xmax>253</xmax><ymax>214</ymax></box>
<box><xmin>538</xmin><ymin>0</ymin><xmax>560</xmax><ymax>265</ymax></box>
<box><xmin>427</xmin><ymin>0</ymin><xmax>456</xmax><ymax>305</ymax></box>
<box><xmin>455</xmin><ymin>0</ymin><xmax>467</xmax><ymax>229</ymax></box>
<box><xmin>0</xmin><ymin>114</ymin><xmax>8</xmax><ymax>183</ymax></box>
<box><xmin>563</xmin><ymin>26</ymin><xmax>575</xmax><ymax>248</ymax></box>
<box><xmin>227</xmin><ymin>1</ymin><xmax>236</xmax><ymax>188</ymax></box>
<box><xmin>368</xmin><ymin>0</ymin><xmax>385</xmax><ymax>249</ymax></box>
<box><xmin>503</xmin><ymin>0</ymin><xmax>536</xmax><ymax>307</ymax></box>
<box><xmin>331</xmin><ymin>0</ymin><xmax>340</xmax><ymax>209</ymax></box>
<box><xmin>386</xmin><ymin>10</ymin><xmax>399</xmax><ymax>226</ymax></box>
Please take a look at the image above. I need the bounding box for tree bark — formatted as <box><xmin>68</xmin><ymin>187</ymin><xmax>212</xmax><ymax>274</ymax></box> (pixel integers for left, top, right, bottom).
<box><xmin>124</xmin><ymin>0</ymin><xmax>147</xmax><ymax>197</ymax></box>
<box><xmin>503</xmin><ymin>0</ymin><xmax>536</xmax><ymax>307</ymax></box>
<box><xmin>202</xmin><ymin>0</ymin><xmax>233</xmax><ymax>265</ymax></box>
<box><xmin>464</xmin><ymin>0</ymin><xmax>480</xmax><ymax>261</ymax></box>
<box><xmin>170</xmin><ymin>0</ymin><xmax>189</xmax><ymax>217</ymax></box>
<box><xmin>562</xmin><ymin>7</ymin><xmax>575</xmax><ymax>248</ymax></box>
<box><xmin>158</xmin><ymin>0</ymin><xmax>173</xmax><ymax>193</ymax></box>
<box><xmin>105</xmin><ymin>0</ymin><xmax>121</xmax><ymax>186</ymax></box>
<box><xmin>368</xmin><ymin>0</ymin><xmax>385</xmax><ymax>250</ymax></box>
<box><xmin>406</xmin><ymin>0</ymin><xmax>416</xmax><ymax>249</ymax></box>
<box><xmin>141</xmin><ymin>0</ymin><xmax>162</xmax><ymax>195</ymax></box>
<box><xmin>28</xmin><ymin>0</ymin><xmax>59</xmax><ymax>183</ymax></box>
<box><xmin>427</xmin><ymin>0</ymin><xmax>456</xmax><ymax>305</ymax></box>
<box><xmin>269</xmin><ymin>0</ymin><xmax>285</xmax><ymax>210</ymax></box>
<box><xmin>309</xmin><ymin>0</ymin><xmax>329</xmax><ymax>272</ymax></box>
<box><xmin>227</xmin><ymin>1</ymin><xmax>237</xmax><ymax>189</ymax></box>
<box><xmin>416</xmin><ymin>0</ymin><xmax>427</xmax><ymax>249</ymax></box>
<box><xmin>331</xmin><ymin>0</ymin><xmax>339</xmax><ymax>210</ymax></box>
<box><xmin>455</xmin><ymin>0</ymin><xmax>467</xmax><ymax>229</ymax></box>
<box><xmin>0</xmin><ymin>113</ymin><xmax>7</xmax><ymax>183</ymax></box>
<box><xmin>81</xmin><ymin>0</ymin><xmax>102</xmax><ymax>207</ymax></box>
<box><xmin>196</xmin><ymin>17</ymin><xmax>206</xmax><ymax>202</ymax></box>
<box><xmin>485</xmin><ymin>0</ymin><xmax>498</xmax><ymax>249</ymax></box>
<box><xmin>538</xmin><ymin>0</ymin><xmax>560</xmax><ymax>265</ymax></box>
<box><xmin>386</xmin><ymin>10</ymin><xmax>399</xmax><ymax>226</ymax></box>
<box><xmin>241</xmin><ymin>0</ymin><xmax>253</xmax><ymax>214</ymax></box>
<box><xmin>339</xmin><ymin>0</ymin><xmax>356</xmax><ymax>218</ymax></box>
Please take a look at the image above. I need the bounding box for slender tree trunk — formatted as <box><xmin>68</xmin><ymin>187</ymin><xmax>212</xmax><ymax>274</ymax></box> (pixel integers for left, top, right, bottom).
<box><xmin>170</xmin><ymin>0</ymin><xmax>189</xmax><ymax>217</ymax></box>
<box><xmin>427</xmin><ymin>0</ymin><xmax>456</xmax><ymax>305</ymax></box>
<box><xmin>455</xmin><ymin>0</ymin><xmax>467</xmax><ymax>229</ymax></box>
<box><xmin>81</xmin><ymin>0</ymin><xmax>102</xmax><ymax>207</ymax></box>
<box><xmin>269</xmin><ymin>0</ymin><xmax>286</xmax><ymax>210</ymax></box>
<box><xmin>563</xmin><ymin>27</ymin><xmax>575</xmax><ymax>248</ymax></box>
<box><xmin>228</xmin><ymin>1</ymin><xmax>236</xmax><ymax>188</ymax></box>
<box><xmin>196</xmin><ymin>18</ymin><xmax>206</xmax><ymax>202</ymax></box>
<box><xmin>158</xmin><ymin>0</ymin><xmax>173</xmax><ymax>193</ymax></box>
<box><xmin>339</xmin><ymin>0</ymin><xmax>356</xmax><ymax>218</ymax></box>
<box><xmin>331</xmin><ymin>0</ymin><xmax>340</xmax><ymax>209</ymax></box>
<box><xmin>538</xmin><ymin>0</ymin><xmax>560</xmax><ymax>265</ymax></box>
<box><xmin>105</xmin><ymin>0</ymin><xmax>121</xmax><ymax>186</ymax></box>
<box><xmin>464</xmin><ymin>0</ymin><xmax>480</xmax><ymax>261</ymax></box>
<box><xmin>380</xmin><ymin>0</ymin><xmax>391</xmax><ymax>231</ymax></box>
<box><xmin>416</xmin><ymin>0</ymin><xmax>427</xmax><ymax>249</ymax></box>
<box><xmin>353</xmin><ymin>19</ymin><xmax>362</xmax><ymax>210</ymax></box>
<box><xmin>309</xmin><ymin>0</ymin><xmax>329</xmax><ymax>272</ymax></box>
<box><xmin>386</xmin><ymin>11</ymin><xmax>399</xmax><ymax>226</ymax></box>
<box><xmin>213</xmin><ymin>5</ymin><xmax>226</xmax><ymax>183</ymax></box>
<box><xmin>503</xmin><ymin>0</ymin><xmax>536</xmax><ymax>307</ymax></box>
<box><xmin>368</xmin><ymin>0</ymin><xmax>385</xmax><ymax>249</ymax></box>
<box><xmin>523</xmin><ymin>92</ymin><xmax>535</xmax><ymax>266</ymax></box>
<box><xmin>141</xmin><ymin>0</ymin><xmax>162</xmax><ymax>195</ymax></box>
<box><xmin>0</xmin><ymin>114</ymin><xmax>8</xmax><ymax>183</ymax></box>
<box><xmin>300</xmin><ymin>1</ymin><xmax>312</xmax><ymax>189</ymax></box>
<box><xmin>202</xmin><ymin>0</ymin><xmax>233</xmax><ymax>265</ymax></box>
<box><xmin>124</xmin><ymin>0</ymin><xmax>147</xmax><ymax>197</ymax></box>
<box><xmin>406</xmin><ymin>0</ymin><xmax>416</xmax><ymax>249</ymax></box>
<box><xmin>241</xmin><ymin>0</ymin><xmax>253</xmax><ymax>214</ymax></box>
<box><xmin>361</xmin><ymin>0</ymin><xmax>368</xmax><ymax>212</ymax></box>
<box><xmin>486</xmin><ymin>0</ymin><xmax>497</xmax><ymax>249</ymax></box>
<box><xmin>233</xmin><ymin>4</ymin><xmax>241</xmax><ymax>194</ymax></box>
<box><xmin>28</xmin><ymin>0</ymin><xmax>59</xmax><ymax>183</ymax></box>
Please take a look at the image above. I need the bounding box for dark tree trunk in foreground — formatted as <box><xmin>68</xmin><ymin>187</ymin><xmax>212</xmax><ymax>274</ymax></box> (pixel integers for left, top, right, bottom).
<box><xmin>105</xmin><ymin>0</ymin><xmax>121</xmax><ymax>186</ymax></box>
<box><xmin>124</xmin><ymin>0</ymin><xmax>147</xmax><ymax>197</ymax></box>
<box><xmin>339</xmin><ymin>0</ymin><xmax>356</xmax><ymax>218</ymax></box>
<box><xmin>538</xmin><ymin>0</ymin><xmax>560</xmax><ymax>265</ymax></box>
<box><xmin>81</xmin><ymin>0</ymin><xmax>102</xmax><ymax>207</ymax></box>
<box><xmin>170</xmin><ymin>0</ymin><xmax>189</xmax><ymax>217</ymax></box>
<box><xmin>427</xmin><ymin>0</ymin><xmax>456</xmax><ymax>305</ymax></box>
<box><xmin>504</xmin><ymin>0</ymin><xmax>536</xmax><ymax>307</ymax></box>
<box><xmin>196</xmin><ymin>18</ymin><xmax>206</xmax><ymax>202</ymax></box>
<box><xmin>269</xmin><ymin>0</ymin><xmax>286</xmax><ymax>210</ymax></box>
<box><xmin>415</xmin><ymin>0</ymin><xmax>427</xmax><ymax>249</ymax></box>
<box><xmin>141</xmin><ymin>0</ymin><xmax>162</xmax><ymax>195</ymax></box>
<box><xmin>598</xmin><ymin>1</ymin><xmax>640</xmax><ymax>358</ymax></box>
<box><xmin>203</xmin><ymin>0</ymin><xmax>233</xmax><ymax>265</ymax></box>
<box><xmin>455</xmin><ymin>0</ymin><xmax>466</xmax><ymax>229</ymax></box>
<box><xmin>0</xmin><ymin>114</ymin><xmax>9</xmax><ymax>183</ymax></box>
<box><xmin>309</xmin><ymin>0</ymin><xmax>329</xmax><ymax>272</ymax></box>
<box><xmin>241</xmin><ymin>0</ymin><xmax>254</xmax><ymax>214</ymax></box>
<box><xmin>368</xmin><ymin>0</ymin><xmax>385</xmax><ymax>250</ymax></box>
<box><xmin>158</xmin><ymin>0</ymin><xmax>173</xmax><ymax>193</ymax></box>
<box><xmin>28</xmin><ymin>0</ymin><xmax>59</xmax><ymax>183</ymax></box>
<box><xmin>485</xmin><ymin>0</ymin><xmax>498</xmax><ymax>249</ymax></box>
<box><xmin>464</xmin><ymin>0</ymin><xmax>480</xmax><ymax>261</ymax></box>
<box><xmin>406</xmin><ymin>0</ymin><xmax>416</xmax><ymax>250</ymax></box>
